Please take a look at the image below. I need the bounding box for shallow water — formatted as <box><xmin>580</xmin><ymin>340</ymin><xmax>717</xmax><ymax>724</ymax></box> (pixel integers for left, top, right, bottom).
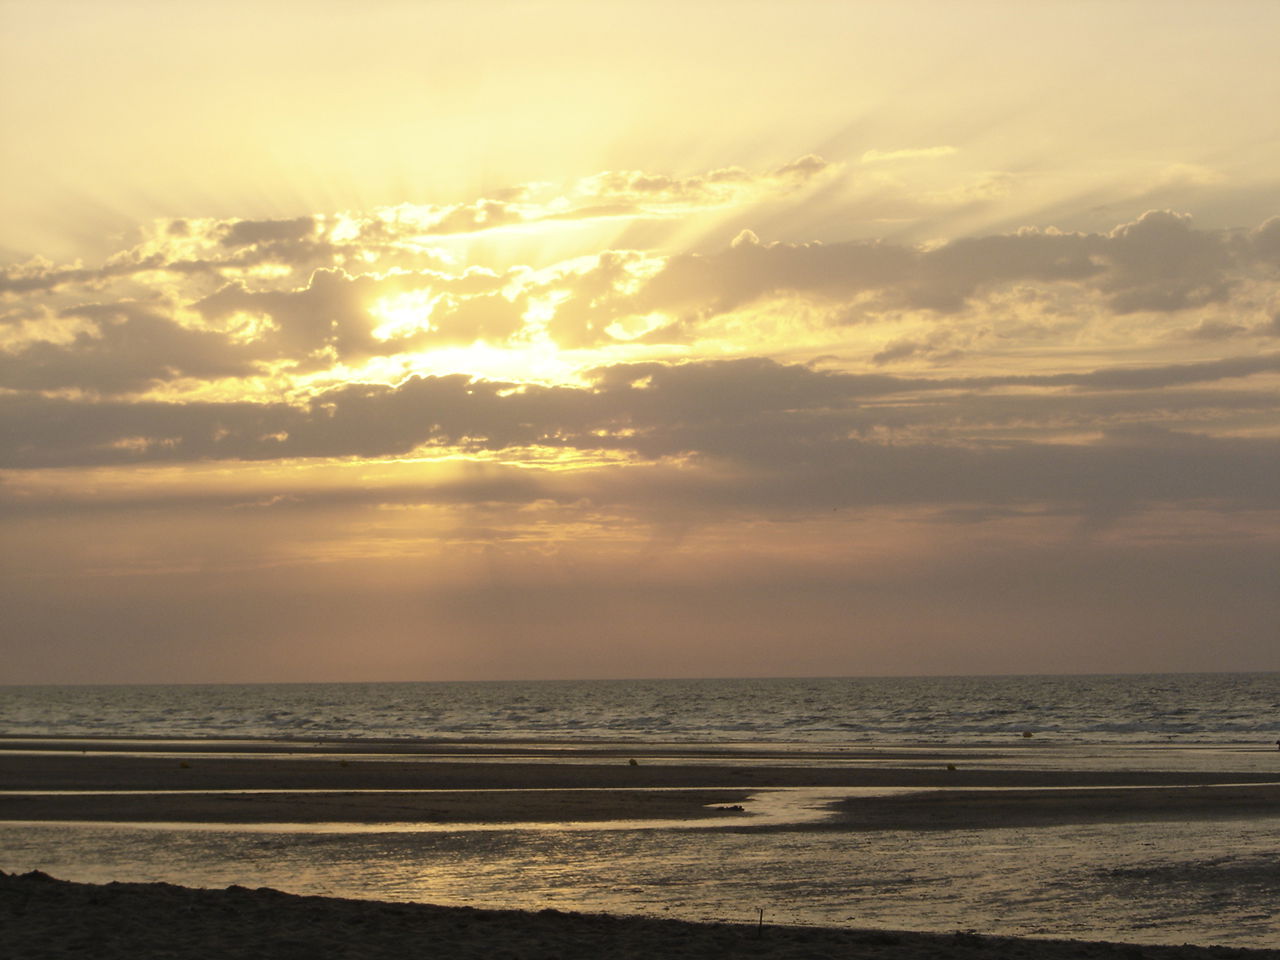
<box><xmin>2</xmin><ymin>810</ymin><xmax>1278</xmax><ymax>948</ymax></box>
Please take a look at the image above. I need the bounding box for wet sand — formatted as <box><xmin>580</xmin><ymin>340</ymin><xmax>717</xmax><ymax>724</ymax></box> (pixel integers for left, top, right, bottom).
<box><xmin>5</xmin><ymin>741</ymin><xmax>1280</xmax><ymax>957</ymax></box>
<box><xmin>2</xmin><ymin>739</ymin><xmax>1278</xmax><ymax>826</ymax></box>
<box><xmin>833</xmin><ymin>783</ymin><xmax>1280</xmax><ymax>830</ymax></box>
<box><xmin>4</xmin><ymin>870</ymin><xmax>1275</xmax><ymax>960</ymax></box>
<box><xmin>0</xmin><ymin>787</ymin><xmax>752</xmax><ymax>824</ymax></box>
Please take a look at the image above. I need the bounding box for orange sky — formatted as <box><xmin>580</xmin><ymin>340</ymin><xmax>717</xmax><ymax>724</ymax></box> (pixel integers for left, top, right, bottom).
<box><xmin>2</xmin><ymin>1</ymin><xmax>1278</xmax><ymax>682</ymax></box>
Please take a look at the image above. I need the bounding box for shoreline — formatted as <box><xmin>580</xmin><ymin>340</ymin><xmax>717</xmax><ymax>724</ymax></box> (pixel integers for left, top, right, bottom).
<box><xmin>0</xmin><ymin>787</ymin><xmax>754</xmax><ymax>825</ymax></box>
<box><xmin>3</xmin><ymin>739</ymin><xmax>1280</xmax><ymax>828</ymax></box>
<box><xmin>6</xmin><ymin>740</ymin><xmax>1280</xmax><ymax>951</ymax></box>
<box><xmin>2</xmin><ymin>870</ymin><xmax>1272</xmax><ymax>960</ymax></box>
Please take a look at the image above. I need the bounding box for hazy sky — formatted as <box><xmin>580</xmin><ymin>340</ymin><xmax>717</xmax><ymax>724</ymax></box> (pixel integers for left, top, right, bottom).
<box><xmin>3</xmin><ymin>0</ymin><xmax>1278</xmax><ymax>683</ymax></box>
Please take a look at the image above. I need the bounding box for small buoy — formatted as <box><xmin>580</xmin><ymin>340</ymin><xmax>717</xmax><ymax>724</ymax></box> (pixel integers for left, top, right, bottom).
<box><xmin>628</xmin><ymin>758</ymin><xmax>639</xmax><ymax>766</ymax></box>
<box><xmin>946</xmin><ymin>763</ymin><xmax>956</xmax><ymax>771</ymax></box>
<box><xmin>1022</xmin><ymin>731</ymin><xmax>1034</xmax><ymax>738</ymax></box>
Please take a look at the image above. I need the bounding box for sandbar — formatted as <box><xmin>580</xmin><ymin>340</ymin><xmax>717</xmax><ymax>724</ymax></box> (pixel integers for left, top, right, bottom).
<box><xmin>2</xmin><ymin>738</ymin><xmax>1279</xmax><ymax>827</ymax></box>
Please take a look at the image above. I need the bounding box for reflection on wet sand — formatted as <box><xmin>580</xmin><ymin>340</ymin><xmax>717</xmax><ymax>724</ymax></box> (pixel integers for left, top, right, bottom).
<box><xmin>4</xmin><ymin>737</ymin><xmax>1280</xmax><ymax>949</ymax></box>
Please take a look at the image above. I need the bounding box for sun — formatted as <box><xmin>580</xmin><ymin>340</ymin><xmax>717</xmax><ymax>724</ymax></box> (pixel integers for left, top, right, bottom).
<box><xmin>362</xmin><ymin>285</ymin><xmax>620</xmax><ymax>387</ymax></box>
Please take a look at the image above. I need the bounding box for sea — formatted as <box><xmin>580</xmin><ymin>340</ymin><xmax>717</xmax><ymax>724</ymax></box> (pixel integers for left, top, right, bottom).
<box><xmin>4</xmin><ymin>673</ymin><xmax>1280</xmax><ymax>744</ymax></box>
<box><xmin>3</xmin><ymin>673</ymin><xmax>1279</xmax><ymax>949</ymax></box>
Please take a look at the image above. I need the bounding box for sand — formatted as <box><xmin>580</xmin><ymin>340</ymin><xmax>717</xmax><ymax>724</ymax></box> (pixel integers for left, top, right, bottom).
<box><xmin>832</xmin><ymin>783</ymin><xmax>1280</xmax><ymax>830</ymax></box>
<box><xmin>4</xmin><ymin>739</ymin><xmax>1280</xmax><ymax>957</ymax></box>
<box><xmin>4</xmin><ymin>870</ymin><xmax>1276</xmax><ymax>960</ymax></box>
<box><xmin>0</xmin><ymin>786</ymin><xmax>753</xmax><ymax>824</ymax></box>
<box><xmin>2</xmin><ymin>740</ymin><xmax>1278</xmax><ymax>826</ymax></box>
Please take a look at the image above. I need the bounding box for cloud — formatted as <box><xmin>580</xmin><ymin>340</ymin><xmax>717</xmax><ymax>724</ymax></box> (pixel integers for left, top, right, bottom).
<box><xmin>1101</xmin><ymin>210</ymin><xmax>1233</xmax><ymax>312</ymax></box>
<box><xmin>12</xmin><ymin>202</ymin><xmax>1279</xmax><ymax>373</ymax></box>
<box><xmin>861</xmin><ymin>146</ymin><xmax>958</xmax><ymax>164</ymax></box>
<box><xmin>4</xmin><ymin>193</ymin><xmax>1279</xmax><ymax>556</ymax></box>
<box><xmin>0</xmin><ymin>255</ymin><xmax>172</xmax><ymax>296</ymax></box>
<box><xmin>870</xmin><ymin>330</ymin><xmax>963</xmax><ymax>365</ymax></box>
<box><xmin>0</xmin><ymin>158</ymin><xmax>839</xmax><ymax>313</ymax></box>
<box><xmin>0</xmin><ymin>300</ymin><xmax>261</xmax><ymax>393</ymax></box>
<box><xmin>573</xmin><ymin>155</ymin><xmax>832</xmax><ymax>212</ymax></box>
<box><xmin>536</xmin><ymin>209</ymin><xmax>1280</xmax><ymax>348</ymax></box>
<box><xmin>413</xmin><ymin>200</ymin><xmax>529</xmax><ymax>236</ymax></box>
<box><xmin>1185</xmin><ymin>318</ymin><xmax>1251</xmax><ymax>340</ymax></box>
<box><xmin>624</xmin><ymin>210</ymin><xmax>1264</xmax><ymax>324</ymax></box>
<box><xmin>220</xmin><ymin>216</ymin><xmax>318</xmax><ymax>247</ymax></box>
<box><xmin>5</xmin><ymin>356</ymin><xmax>1277</xmax><ymax>532</ymax></box>
<box><xmin>1251</xmin><ymin>216</ymin><xmax>1280</xmax><ymax>264</ymax></box>
<box><xmin>193</xmin><ymin>269</ymin><xmax>408</xmax><ymax>365</ymax></box>
<box><xmin>5</xmin><ymin>352</ymin><xmax>1277</xmax><ymax>468</ymax></box>
<box><xmin>190</xmin><ymin>267</ymin><xmax>531</xmax><ymax>366</ymax></box>
<box><xmin>981</xmin><ymin>352</ymin><xmax>1280</xmax><ymax>391</ymax></box>
<box><xmin>618</xmin><ymin>230</ymin><xmax>917</xmax><ymax>322</ymax></box>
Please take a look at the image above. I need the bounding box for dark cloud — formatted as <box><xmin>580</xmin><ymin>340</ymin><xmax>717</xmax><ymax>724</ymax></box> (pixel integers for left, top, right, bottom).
<box><xmin>1101</xmin><ymin>210</ymin><xmax>1233</xmax><ymax>313</ymax></box>
<box><xmin>5</xmin><ymin>357</ymin><xmax>1277</xmax><ymax>526</ymax></box>
<box><xmin>5</xmin><ymin>158</ymin><xmax>1278</xmax><ymax>684</ymax></box>
<box><xmin>0</xmin><ymin>255</ymin><xmax>169</xmax><ymax>296</ymax></box>
<box><xmin>633</xmin><ymin>231</ymin><xmax>917</xmax><ymax>316</ymax></box>
<box><xmin>5</xmin><ymin>205</ymin><xmax>1279</xmax><ymax>553</ymax></box>
<box><xmin>0</xmin><ymin>301</ymin><xmax>260</xmax><ymax>393</ymax></box>
<box><xmin>220</xmin><ymin>216</ymin><xmax>317</xmax><ymax>247</ymax></box>
<box><xmin>871</xmin><ymin>340</ymin><xmax>925</xmax><ymax>365</ymax></box>
<box><xmin>0</xmin><ymin>237</ymin><xmax>343</xmax><ymax>297</ymax></box>
<box><xmin>911</xmin><ymin>229</ymin><xmax>1101</xmax><ymax>311</ymax></box>
<box><xmin>193</xmin><ymin>270</ymin><xmax>387</xmax><ymax>364</ymax></box>
<box><xmin>543</xmin><ymin>251</ymin><xmax>648</xmax><ymax>348</ymax></box>
<box><xmin>6</xmin><ymin>353</ymin><xmax>1277</xmax><ymax>467</ymax></box>
<box><xmin>978</xmin><ymin>352</ymin><xmax>1280</xmax><ymax>391</ymax></box>
<box><xmin>1185</xmin><ymin>319</ymin><xmax>1250</xmax><ymax>340</ymax></box>
<box><xmin>1251</xmin><ymin>216</ymin><xmax>1280</xmax><ymax>263</ymax></box>
<box><xmin>540</xmin><ymin>211</ymin><xmax>1279</xmax><ymax>346</ymax></box>
<box><xmin>422</xmin><ymin>201</ymin><xmax>526</xmax><ymax>235</ymax></box>
<box><xmin>10</xmin><ymin>209</ymin><xmax>1279</xmax><ymax>366</ymax></box>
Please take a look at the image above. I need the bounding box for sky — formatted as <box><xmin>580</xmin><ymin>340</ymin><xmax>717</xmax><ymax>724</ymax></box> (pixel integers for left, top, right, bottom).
<box><xmin>2</xmin><ymin>0</ymin><xmax>1278</xmax><ymax>683</ymax></box>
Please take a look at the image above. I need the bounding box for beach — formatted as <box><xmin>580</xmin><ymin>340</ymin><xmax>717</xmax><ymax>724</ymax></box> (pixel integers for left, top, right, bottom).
<box><xmin>4</xmin><ymin>869</ymin><xmax>1276</xmax><ymax>960</ymax></box>
<box><xmin>2</xmin><ymin>739</ymin><xmax>1279</xmax><ymax>826</ymax></box>
<box><xmin>3</xmin><ymin>737</ymin><xmax>1280</xmax><ymax>956</ymax></box>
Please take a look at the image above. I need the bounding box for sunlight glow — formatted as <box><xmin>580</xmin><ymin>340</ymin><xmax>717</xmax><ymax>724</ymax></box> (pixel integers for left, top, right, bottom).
<box><xmin>369</xmin><ymin>290</ymin><xmax>437</xmax><ymax>341</ymax></box>
<box><xmin>5</xmin><ymin>0</ymin><xmax>1280</xmax><ymax>685</ymax></box>
<box><xmin>401</xmin><ymin>341</ymin><xmax>584</xmax><ymax>386</ymax></box>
